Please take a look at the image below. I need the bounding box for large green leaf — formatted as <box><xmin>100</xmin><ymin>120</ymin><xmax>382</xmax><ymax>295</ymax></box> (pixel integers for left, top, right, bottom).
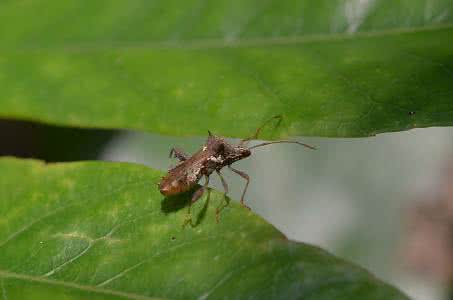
<box><xmin>0</xmin><ymin>157</ymin><xmax>407</xmax><ymax>299</ymax></box>
<box><xmin>0</xmin><ymin>0</ymin><xmax>452</xmax><ymax>138</ymax></box>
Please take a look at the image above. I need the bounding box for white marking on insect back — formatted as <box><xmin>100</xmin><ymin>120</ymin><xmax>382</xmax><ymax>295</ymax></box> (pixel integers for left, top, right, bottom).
<box><xmin>208</xmin><ymin>155</ymin><xmax>223</xmax><ymax>164</ymax></box>
<box><xmin>187</xmin><ymin>166</ymin><xmax>201</xmax><ymax>182</ymax></box>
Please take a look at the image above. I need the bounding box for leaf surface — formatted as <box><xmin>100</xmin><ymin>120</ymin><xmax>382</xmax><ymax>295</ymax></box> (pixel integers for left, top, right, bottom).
<box><xmin>0</xmin><ymin>158</ymin><xmax>408</xmax><ymax>299</ymax></box>
<box><xmin>0</xmin><ymin>1</ymin><xmax>452</xmax><ymax>137</ymax></box>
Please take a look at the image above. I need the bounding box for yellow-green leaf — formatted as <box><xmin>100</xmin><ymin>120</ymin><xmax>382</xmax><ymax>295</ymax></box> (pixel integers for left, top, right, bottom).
<box><xmin>0</xmin><ymin>157</ymin><xmax>408</xmax><ymax>299</ymax></box>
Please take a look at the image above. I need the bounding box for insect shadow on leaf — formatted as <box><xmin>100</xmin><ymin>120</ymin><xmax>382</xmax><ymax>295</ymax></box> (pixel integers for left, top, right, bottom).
<box><xmin>160</xmin><ymin>187</ymin><xmax>212</xmax><ymax>228</ymax></box>
<box><xmin>183</xmin><ymin>188</ymin><xmax>211</xmax><ymax>228</ymax></box>
<box><xmin>160</xmin><ymin>190</ymin><xmax>193</xmax><ymax>214</ymax></box>
<box><xmin>159</xmin><ymin>115</ymin><xmax>316</xmax><ymax>224</ymax></box>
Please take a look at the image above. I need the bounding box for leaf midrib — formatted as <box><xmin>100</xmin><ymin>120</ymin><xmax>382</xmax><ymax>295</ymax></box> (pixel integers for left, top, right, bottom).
<box><xmin>7</xmin><ymin>22</ymin><xmax>453</xmax><ymax>53</ymax></box>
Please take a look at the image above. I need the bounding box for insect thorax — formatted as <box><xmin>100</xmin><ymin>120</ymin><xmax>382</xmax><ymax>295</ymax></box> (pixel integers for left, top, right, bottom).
<box><xmin>205</xmin><ymin>154</ymin><xmax>225</xmax><ymax>174</ymax></box>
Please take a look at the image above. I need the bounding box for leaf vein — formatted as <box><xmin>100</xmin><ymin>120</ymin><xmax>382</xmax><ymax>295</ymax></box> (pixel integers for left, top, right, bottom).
<box><xmin>7</xmin><ymin>23</ymin><xmax>453</xmax><ymax>52</ymax></box>
<box><xmin>0</xmin><ymin>269</ymin><xmax>162</xmax><ymax>300</ymax></box>
<box><xmin>0</xmin><ymin>180</ymin><xmax>150</xmax><ymax>249</ymax></box>
<box><xmin>1</xmin><ymin>280</ymin><xmax>7</xmax><ymax>300</ymax></box>
<box><xmin>97</xmin><ymin>236</ymin><xmax>217</xmax><ymax>287</ymax></box>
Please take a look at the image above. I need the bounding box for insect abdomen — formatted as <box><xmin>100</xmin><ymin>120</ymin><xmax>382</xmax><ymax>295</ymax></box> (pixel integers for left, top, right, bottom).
<box><xmin>158</xmin><ymin>164</ymin><xmax>203</xmax><ymax>196</ymax></box>
<box><xmin>158</xmin><ymin>175</ymin><xmax>195</xmax><ymax>196</ymax></box>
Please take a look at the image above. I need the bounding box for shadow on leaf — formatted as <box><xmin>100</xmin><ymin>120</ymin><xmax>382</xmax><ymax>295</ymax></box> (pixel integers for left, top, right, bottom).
<box><xmin>160</xmin><ymin>187</ymin><xmax>213</xmax><ymax>227</ymax></box>
<box><xmin>160</xmin><ymin>190</ymin><xmax>193</xmax><ymax>214</ymax></box>
<box><xmin>185</xmin><ymin>189</ymin><xmax>211</xmax><ymax>228</ymax></box>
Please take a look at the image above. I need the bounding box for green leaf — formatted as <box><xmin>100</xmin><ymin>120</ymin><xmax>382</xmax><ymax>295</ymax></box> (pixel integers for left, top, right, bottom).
<box><xmin>0</xmin><ymin>157</ymin><xmax>407</xmax><ymax>300</ymax></box>
<box><xmin>0</xmin><ymin>0</ymin><xmax>452</xmax><ymax>137</ymax></box>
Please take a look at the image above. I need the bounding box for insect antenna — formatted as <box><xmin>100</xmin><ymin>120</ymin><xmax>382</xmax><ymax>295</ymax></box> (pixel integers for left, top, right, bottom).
<box><xmin>248</xmin><ymin>140</ymin><xmax>316</xmax><ymax>150</ymax></box>
<box><xmin>239</xmin><ymin>115</ymin><xmax>282</xmax><ymax>146</ymax></box>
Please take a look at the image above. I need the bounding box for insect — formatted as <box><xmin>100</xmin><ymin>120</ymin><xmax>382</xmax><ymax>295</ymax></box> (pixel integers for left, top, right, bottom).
<box><xmin>158</xmin><ymin>116</ymin><xmax>316</xmax><ymax>215</ymax></box>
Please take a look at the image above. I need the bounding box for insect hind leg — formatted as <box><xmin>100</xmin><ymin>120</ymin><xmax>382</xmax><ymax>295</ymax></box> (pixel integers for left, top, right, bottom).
<box><xmin>183</xmin><ymin>176</ymin><xmax>210</xmax><ymax>228</ymax></box>
<box><xmin>191</xmin><ymin>176</ymin><xmax>210</xmax><ymax>203</ymax></box>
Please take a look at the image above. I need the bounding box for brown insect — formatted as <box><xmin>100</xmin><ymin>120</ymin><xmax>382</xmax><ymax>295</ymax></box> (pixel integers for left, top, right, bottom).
<box><xmin>158</xmin><ymin>116</ymin><xmax>316</xmax><ymax>212</ymax></box>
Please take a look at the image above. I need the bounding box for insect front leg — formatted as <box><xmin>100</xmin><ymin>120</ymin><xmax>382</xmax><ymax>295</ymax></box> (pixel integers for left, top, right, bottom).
<box><xmin>169</xmin><ymin>147</ymin><xmax>189</xmax><ymax>162</ymax></box>
<box><xmin>228</xmin><ymin>166</ymin><xmax>251</xmax><ymax>210</ymax></box>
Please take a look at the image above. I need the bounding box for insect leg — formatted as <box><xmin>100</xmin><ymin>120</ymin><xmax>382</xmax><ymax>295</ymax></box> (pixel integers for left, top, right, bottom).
<box><xmin>216</xmin><ymin>170</ymin><xmax>229</xmax><ymax>195</ymax></box>
<box><xmin>184</xmin><ymin>176</ymin><xmax>210</xmax><ymax>228</ymax></box>
<box><xmin>191</xmin><ymin>176</ymin><xmax>210</xmax><ymax>203</ymax></box>
<box><xmin>215</xmin><ymin>170</ymin><xmax>230</xmax><ymax>223</ymax></box>
<box><xmin>239</xmin><ymin>115</ymin><xmax>282</xmax><ymax>146</ymax></box>
<box><xmin>228</xmin><ymin>166</ymin><xmax>251</xmax><ymax>210</ymax></box>
<box><xmin>169</xmin><ymin>147</ymin><xmax>189</xmax><ymax>162</ymax></box>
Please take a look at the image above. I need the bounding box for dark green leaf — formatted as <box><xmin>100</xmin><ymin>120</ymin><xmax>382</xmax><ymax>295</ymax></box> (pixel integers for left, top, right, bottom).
<box><xmin>0</xmin><ymin>1</ymin><xmax>452</xmax><ymax>137</ymax></box>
